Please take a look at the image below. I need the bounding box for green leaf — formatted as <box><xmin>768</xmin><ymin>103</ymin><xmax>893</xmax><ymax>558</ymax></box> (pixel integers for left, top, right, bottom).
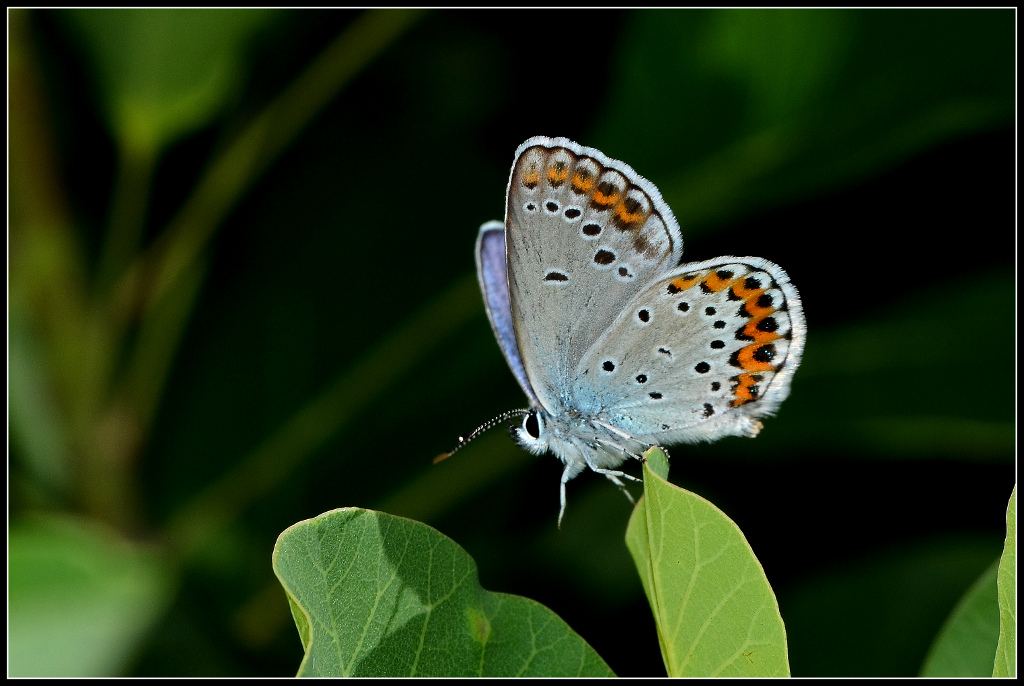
<box><xmin>594</xmin><ymin>9</ymin><xmax>1014</xmax><ymax>235</ymax></box>
<box><xmin>644</xmin><ymin>443</ymin><xmax>671</xmax><ymax>480</ymax></box>
<box><xmin>782</xmin><ymin>535</ymin><xmax>1002</xmax><ymax>676</ymax></box>
<box><xmin>994</xmin><ymin>485</ymin><xmax>1016</xmax><ymax>677</ymax></box>
<box><xmin>919</xmin><ymin>560</ymin><xmax>999</xmax><ymax>676</ymax></box>
<box><xmin>61</xmin><ymin>8</ymin><xmax>277</xmax><ymax>152</ymax></box>
<box><xmin>625</xmin><ymin>447</ymin><xmax>789</xmax><ymax>677</ymax></box>
<box><xmin>272</xmin><ymin>508</ymin><xmax>614</xmax><ymax>677</ymax></box>
<box><xmin>8</xmin><ymin>308</ymin><xmax>73</xmax><ymax>496</ymax></box>
<box><xmin>8</xmin><ymin>516</ymin><xmax>174</xmax><ymax>677</ymax></box>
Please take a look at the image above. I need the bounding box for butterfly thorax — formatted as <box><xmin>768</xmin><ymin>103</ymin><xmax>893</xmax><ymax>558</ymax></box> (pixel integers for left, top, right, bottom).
<box><xmin>512</xmin><ymin>404</ymin><xmax>639</xmax><ymax>476</ymax></box>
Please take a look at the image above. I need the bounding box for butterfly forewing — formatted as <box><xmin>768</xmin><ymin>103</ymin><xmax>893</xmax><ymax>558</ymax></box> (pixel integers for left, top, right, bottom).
<box><xmin>572</xmin><ymin>257</ymin><xmax>806</xmax><ymax>444</ymax></box>
<box><xmin>504</xmin><ymin>137</ymin><xmax>684</xmax><ymax>413</ymax></box>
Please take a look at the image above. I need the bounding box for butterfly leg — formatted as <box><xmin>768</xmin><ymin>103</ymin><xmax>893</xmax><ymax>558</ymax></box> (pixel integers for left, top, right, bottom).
<box><xmin>558</xmin><ymin>463</ymin><xmax>572</xmax><ymax>529</ymax></box>
<box><xmin>593</xmin><ymin>421</ymin><xmax>651</xmax><ymax>462</ymax></box>
<box><xmin>600</xmin><ymin>472</ymin><xmax>637</xmax><ymax>505</ymax></box>
<box><xmin>583</xmin><ymin>448</ymin><xmax>641</xmax><ymax>505</ymax></box>
<box><xmin>591</xmin><ymin>466</ymin><xmax>641</xmax><ymax>484</ymax></box>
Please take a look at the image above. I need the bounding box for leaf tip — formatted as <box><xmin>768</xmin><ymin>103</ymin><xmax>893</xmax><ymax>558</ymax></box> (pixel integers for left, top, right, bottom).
<box><xmin>642</xmin><ymin>446</ymin><xmax>670</xmax><ymax>481</ymax></box>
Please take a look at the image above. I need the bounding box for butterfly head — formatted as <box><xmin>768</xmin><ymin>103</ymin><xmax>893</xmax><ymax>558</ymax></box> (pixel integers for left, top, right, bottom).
<box><xmin>509</xmin><ymin>409</ymin><xmax>550</xmax><ymax>456</ymax></box>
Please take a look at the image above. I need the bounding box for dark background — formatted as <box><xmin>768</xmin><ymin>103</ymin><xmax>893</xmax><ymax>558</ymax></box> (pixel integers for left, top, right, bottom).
<box><xmin>10</xmin><ymin>9</ymin><xmax>1015</xmax><ymax>677</ymax></box>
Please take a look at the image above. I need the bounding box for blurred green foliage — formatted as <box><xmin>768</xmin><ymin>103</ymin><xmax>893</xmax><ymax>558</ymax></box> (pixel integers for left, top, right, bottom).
<box><xmin>8</xmin><ymin>8</ymin><xmax>1014</xmax><ymax>676</ymax></box>
<box><xmin>64</xmin><ymin>9</ymin><xmax>277</xmax><ymax>152</ymax></box>
<box><xmin>8</xmin><ymin>516</ymin><xmax>173</xmax><ymax>676</ymax></box>
<box><xmin>919</xmin><ymin>560</ymin><xmax>999</xmax><ymax>677</ymax></box>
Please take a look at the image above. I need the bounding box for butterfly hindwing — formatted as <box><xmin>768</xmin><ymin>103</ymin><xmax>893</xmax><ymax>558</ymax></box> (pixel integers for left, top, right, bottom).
<box><xmin>572</xmin><ymin>256</ymin><xmax>806</xmax><ymax>445</ymax></box>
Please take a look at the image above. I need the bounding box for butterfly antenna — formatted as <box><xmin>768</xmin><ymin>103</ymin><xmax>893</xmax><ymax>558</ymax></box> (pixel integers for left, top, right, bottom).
<box><xmin>434</xmin><ymin>409</ymin><xmax>531</xmax><ymax>464</ymax></box>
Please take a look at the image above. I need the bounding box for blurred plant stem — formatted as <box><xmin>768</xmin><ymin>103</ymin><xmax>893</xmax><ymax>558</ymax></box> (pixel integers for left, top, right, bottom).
<box><xmin>113</xmin><ymin>8</ymin><xmax>427</xmax><ymax>446</ymax></box>
<box><xmin>10</xmin><ymin>9</ymin><xmax>426</xmax><ymax>534</ymax></box>
<box><xmin>10</xmin><ymin>9</ymin><xmax>92</xmax><ymax>506</ymax></box>
<box><xmin>79</xmin><ymin>137</ymin><xmax>159</xmax><ymax>526</ymax></box>
<box><xmin>165</xmin><ymin>272</ymin><xmax>481</xmax><ymax>559</ymax></box>
<box><xmin>96</xmin><ymin>143</ymin><xmax>159</xmax><ymax>295</ymax></box>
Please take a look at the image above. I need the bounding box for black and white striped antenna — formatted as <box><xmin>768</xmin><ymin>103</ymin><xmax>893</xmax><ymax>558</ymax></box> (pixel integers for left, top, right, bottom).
<box><xmin>434</xmin><ymin>409</ymin><xmax>531</xmax><ymax>464</ymax></box>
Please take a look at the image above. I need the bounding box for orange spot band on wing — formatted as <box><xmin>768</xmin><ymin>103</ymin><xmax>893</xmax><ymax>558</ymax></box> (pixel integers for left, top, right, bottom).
<box><xmin>743</xmin><ymin>298</ymin><xmax>774</xmax><ymax>319</ymax></box>
<box><xmin>735</xmin><ymin>344</ymin><xmax>775</xmax><ymax>372</ymax></box>
<box><xmin>572</xmin><ymin>172</ymin><xmax>595</xmax><ymax>193</ymax></box>
<box><xmin>670</xmin><ymin>274</ymin><xmax>701</xmax><ymax>291</ymax></box>
<box><xmin>731</xmin><ymin>282</ymin><xmax>764</xmax><ymax>300</ymax></box>
<box><xmin>547</xmin><ymin>163</ymin><xmax>569</xmax><ymax>185</ymax></box>
<box><xmin>522</xmin><ymin>170</ymin><xmax>539</xmax><ymax>187</ymax></box>
<box><xmin>592</xmin><ymin>190</ymin><xmax>619</xmax><ymax>207</ymax></box>
<box><xmin>741</xmin><ymin>319</ymin><xmax>780</xmax><ymax>344</ymax></box>
<box><xmin>702</xmin><ymin>271</ymin><xmax>736</xmax><ymax>293</ymax></box>
<box><xmin>614</xmin><ymin>203</ymin><xmax>644</xmax><ymax>226</ymax></box>
<box><xmin>731</xmin><ymin>372</ymin><xmax>762</xmax><ymax>406</ymax></box>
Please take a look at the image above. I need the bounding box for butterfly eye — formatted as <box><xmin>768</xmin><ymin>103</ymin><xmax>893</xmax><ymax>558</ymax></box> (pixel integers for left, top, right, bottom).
<box><xmin>524</xmin><ymin>411</ymin><xmax>542</xmax><ymax>439</ymax></box>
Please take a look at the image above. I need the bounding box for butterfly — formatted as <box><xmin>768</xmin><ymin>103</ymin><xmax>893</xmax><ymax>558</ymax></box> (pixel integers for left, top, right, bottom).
<box><xmin>447</xmin><ymin>136</ymin><xmax>806</xmax><ymax>526</ymax></box>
